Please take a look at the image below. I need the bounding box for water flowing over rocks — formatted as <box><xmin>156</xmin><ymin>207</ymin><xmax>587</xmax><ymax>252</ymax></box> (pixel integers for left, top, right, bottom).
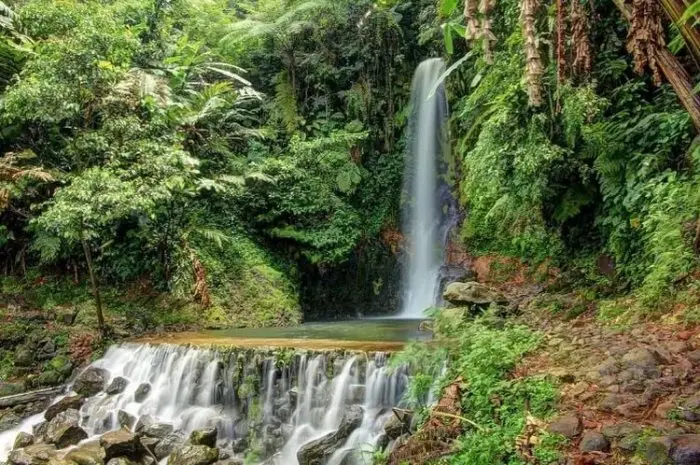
<box><xmin>0</xmin><ymin>343</ymin><xmax>409</xmax><ymax>465</ymax></box>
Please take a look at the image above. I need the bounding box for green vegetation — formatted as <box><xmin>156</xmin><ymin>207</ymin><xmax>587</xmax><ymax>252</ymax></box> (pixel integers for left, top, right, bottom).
<box><xmin>391</xmin><ymin>309</ymin><xmax>562</xmax><ymax>464</ymax></box>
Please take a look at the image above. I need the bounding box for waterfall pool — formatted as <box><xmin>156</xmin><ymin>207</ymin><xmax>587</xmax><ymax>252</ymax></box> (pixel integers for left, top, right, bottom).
<box><xmin>135</xmin><ymin>318</ymin><xmax>431</xmax><ymax>352</ymax></box>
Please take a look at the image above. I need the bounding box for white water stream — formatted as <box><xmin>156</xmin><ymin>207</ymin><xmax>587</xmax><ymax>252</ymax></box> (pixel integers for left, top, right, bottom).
<box><xmin>0</xmin><ymin>344</ymin><xmax>408</xmax><ymax>465</ymax></box>
<box><xmin>400</xmin><ymin>58</ymin><xmax>449</xmax><ymax>318</ymax></box>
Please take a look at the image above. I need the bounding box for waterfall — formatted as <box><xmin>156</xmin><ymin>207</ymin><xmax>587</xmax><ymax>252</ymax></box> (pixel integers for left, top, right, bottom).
<box><xmin>400</xmin><ymin>58</ymin><xmax>449</xmax><ymax>318</ymax></box>
<box><xmin>0</xmin><ymin>344</ymin><xmax>408</xmax><ymax>465</ymax></box>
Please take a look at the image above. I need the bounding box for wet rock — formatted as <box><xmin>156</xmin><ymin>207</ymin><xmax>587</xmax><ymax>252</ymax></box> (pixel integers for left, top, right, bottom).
<box><xmin>100</xmin><ymin>429</ymin><xmax>139</xmax><ymax>460</ymax></box>
<box><xmin>140</xmin><ymin>437</ymin><xmax>160</xmax><ymax>454</ymax></box>
<box><xmin>231</xmin><ymin>439</ymin><xmax>247</xmax><ymax>454</ymax></box>
<box><xmin>443</xmin><ymin>282</ymin><xmax>507</xmax><ymax>307</ymax></box>
<box><xmin>106</xmin><ymin>377</ymin><xmax>129</xmax><ymax>396</ymax></box>
<box><xmin>0</xmin><ymin>410</ymin><xmax>21</xmax><ymax>432</ymax></box>
<box><xmin>73</xmin><ymin>368</ymin><xmax>109</xmax><ymax>397</ymax></box>
<box><xmin>384</xmin><ymin>410</ymin><xmax>412</xmax><ymax>440</ymax></box>
<box><xmin>548</xmin><ymin>415</ymin><xmax>582</xmax><ymax>438</ymax></box>
<box><xmin>13</xmin><ymin>432</ymin><xmax>35</xmax><ymax>449</ymax></box>
<box><xmin>347</xmin><ymin>385</ymin><xmax>365</xmax><ymax>404</ymax></box>
<box><xmin>189</xmin><ymin>428</ymin><xmax>217</xmax><ymax>448</ymax></box>
<box><xmin>297</xmin><ymin>405</ymin><xmax>363</xmax><ymax>465</ymax></box>
<box><xmin>65</xmin><ymin>444</ymin><xmax>106</xmax><ymax>465</ymax></box>
<box><xmin>580</xmin><ymin>431</ymin><xmax>610</xmax><ymax>453</ymax></box>
<box><xmin>154</xmin><ymin>432</ymin><xmax>186</xmax><ymax>460</ymax></box>
<box><xmin>646</xmin><ymin>437</ymin><xmax>673</xmax><ymax>465</ymax></box>
<box><xmin>106</xmin><ymin>458</ymin><xmax>134</xmax><ymax>465</ymax></box>
<box><xmin>144</xmin><ymin>423</ymin><xmax>175</xmax><ymax>439</ymax></box>
<box><xmin>118</xmin><ymin>410</ymin><xmax>136</xmax><ymax>429</ymax></box>
<box><xmin>134</xmin><ymin>384</ymin><xmax>151</xmax><ymax>403</ymax></box>
<box><xmin>45</xmin><ymin>396</ymin><xmax>84</xmax><ymax>422</ymax></box>
<box><xmin>135</xmin><ymin>415</ymin><xmax>156</xmax><ymax>433</ymax></box>
<box><xmin>32</xmin><ymin>421</ymin><xmax>49</xmax><ymax>442</ymax></box>
<box><xmin>167</xmin><ymin>445</ymin><xmax>219</xmax><ymax>465</ymax></box>
<box><xmin>45</xmin><ymin>409</ymin><xmax>87</xmax><ymax>448</ymax></box>
<box><xmin>9</xmin><ymin>443</ymin><xmax>57</xmax><ymax>465</ymax></box>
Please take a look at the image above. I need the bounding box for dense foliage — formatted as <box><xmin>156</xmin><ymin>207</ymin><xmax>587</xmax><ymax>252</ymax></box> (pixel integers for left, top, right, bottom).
<box><xmin>1</xmin><ymin>0</ymin><xmax>700</xmax><ymax>327</ymax></box>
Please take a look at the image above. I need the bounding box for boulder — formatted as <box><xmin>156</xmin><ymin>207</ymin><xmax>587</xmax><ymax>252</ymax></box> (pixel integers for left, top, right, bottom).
<box><xmin>547</xmin><ymin>415</ymin><xmax>582</xmax><ymax>438</ymax></box>
<box><xmin>0</xmin><ymin>410</ymin><xmax>21</xmax><ymax>432</ymax></box>
<box><xmin>44</xmin><ymin>409</ymin><xmax>87</xmax><ymax>449</ymax></box>
<box><xmin>65</xmin><ymin>444</ymin><xmax>106</xmax><ymax>465</ymax></box>
<box><xmin>646</xmin><ymin>437</ymin><xmax>673</xmax><ymax>465</ymax></box>
<box><xmin>297</xmin><ymin>405</ymin><xmax>363</xmax><ymax>465</ymax></box>
<box><xmin>134</xmin><ymin>384</ymin><xmax>151</xmax><ymax>403</ymax></box>
<box><xmin>13</xmin><ymin>432</ymin><xmax>35</xmax><ymax>450</ymax></box>
<box><xmin>45</xmin><ymin>396</ymin><xmax>84</xmax><ymax>422</ymax></box>
<box><xmin>442</xmin><ymin>282</ymin><xmax>507</xmax><ymax>307</ymax></box>
<box><xmin>134</xmin><ymin>415</ymin><xmax>155</xmax><ymax>433</ymax></box>
<box><xmin>167</xmin><ymin>446</ymin><xmax>219</xmax><ymax>465</ymax></box>
<box><xmin>144</xmin><ymin>423</ymin><xmax>174</xmax><ymax>439</ymax></box>
<box><xmin>32</xmin><ymin>421</ymin><xmax>49</xmax><ymax>443</ymax></box>
<box><xmin>601</xmin><ymin>422</ymin><xmax>642</xmax><ymax>439</ymax></box>
<box><xmin>189</xmin><ymin>428</ymin><xmax>217</xmax><ymax>448</ymax></box>
<box><xmin>15</xmin><ymin>347</ymin><xmax>35</xmax><ymax>368</ymax></box>
<box><xmin>106</xmin><ymin>378</ymin><xmax>129</xmax><ymax>396</ymax></box>
<box><xmin>622</xmin><ymin>348</ymin><xmax>660</xmax><ymax>376</ymax></box>
<box><xmin>154</xmin><ymin>433</ymin><xmax>186</xmax><ymax>460</ymax></box>
<box><xmin>140</xmin><ymin>437</ymin><xmax>161</xmax><ymax>455</ymax></box>
<box><xmin>580</xmin><ymin>431</ymin><xmax>610</xmax><ymax>453</ymax></box>
<box><xmin>383</xmin><ymin>410</ymin><xmax>412</xmax><ymax>440</ymax></box>
<box><xmin>73</xmin><ymin>368</ymin><xmax>109</xmax><ymax>397</ymax></box>
<box><xmin>118</xmin><ymin>410</ymin><xmax>136</xmax><ymax>429</ymax></box>
<box><xmin>231</xmin><ymin>439</ymin><xmax>247</xmax><ymax>454</ymax></box>
<box><xmin>671</xmin><ymin>434</ymin><xmax>700</xmax><ymax>465</ymax></box>
<box><xmin>100</xmin><ymin>429</ymin><xmax>139</xmax><ymax>460</ymax></box>
<box><xmin>9</xmin><ymin>444</ymin><xmax>57</xmax><ymax>465</ymax></box>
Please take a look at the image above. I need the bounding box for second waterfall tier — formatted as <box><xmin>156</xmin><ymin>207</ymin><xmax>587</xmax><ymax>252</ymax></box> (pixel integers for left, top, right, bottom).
<box><xmin>0</xmin><ymin>343</ymin><xmax>410</xmax><ymax>465</ymax></box>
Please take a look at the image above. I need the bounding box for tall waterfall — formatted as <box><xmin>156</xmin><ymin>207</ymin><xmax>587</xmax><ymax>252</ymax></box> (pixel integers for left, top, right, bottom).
<box><xmin>400</xmin><ymin>58</ymin><xmax>449</xmax><ymax>318</ymax></box>
<box><xmin>0</xmin><ymin>344</ymin><xmax>409</xmax><ymax>465</ymax></box>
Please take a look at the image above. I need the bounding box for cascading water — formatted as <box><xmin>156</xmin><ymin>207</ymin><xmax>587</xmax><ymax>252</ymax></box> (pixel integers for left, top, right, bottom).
<box><xmin>400</xmin><ymin>58</ymin><xmax>450</xmax><ymax>318</ymax></box>
<box><xmin>0</xmin><ymin>344</ymin><xmax>409</xmax><ymax>465</ymax></box>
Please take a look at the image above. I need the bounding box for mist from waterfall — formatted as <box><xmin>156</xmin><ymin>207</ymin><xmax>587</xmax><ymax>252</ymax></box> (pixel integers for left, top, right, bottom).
<box><xmin>400</xmin><ymin>58</ymin><xmax>449</xmax><ymax>318</ymax></box>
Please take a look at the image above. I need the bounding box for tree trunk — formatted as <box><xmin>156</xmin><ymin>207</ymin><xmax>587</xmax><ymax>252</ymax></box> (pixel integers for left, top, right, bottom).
<box><xmin>613</xmin><ymin>0</ymin><xmax>700</xmax><ymax>132</ymax></box>
<box><xmin>660</xmin><ymin>0</ymin><xmax>700</xmax><ymax>70</ymax></box>
<box><xmin>81</xmin><ymin>234</ymin><xmax>106</xmax><ymax>334</ymax></box>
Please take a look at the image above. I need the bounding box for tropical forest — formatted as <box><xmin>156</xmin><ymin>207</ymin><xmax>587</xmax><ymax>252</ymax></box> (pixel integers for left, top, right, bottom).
<box><xmin>1</xmin><ymin>0</ymin><xmax>700</xmax><ymax>464</ymax></box>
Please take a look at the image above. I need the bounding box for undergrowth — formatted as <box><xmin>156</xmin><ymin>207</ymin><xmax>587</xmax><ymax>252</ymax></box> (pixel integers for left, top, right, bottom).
<box><xmin>388</xmin><ymin>309</ymin><xmax>563</xmax><ymax>464</ymax></box>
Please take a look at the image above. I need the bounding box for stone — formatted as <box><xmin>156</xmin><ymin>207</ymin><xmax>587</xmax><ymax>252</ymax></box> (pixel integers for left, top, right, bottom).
<box><xmin>601</xmin><ymin>422</ymin><xmax>642</xmax><ymax>439</ymax></box>
<box><xmin>45</xmin><ymin>396</ymin><xmax>84</xmax><ymax>422</ymax></box>
<box><xmin>231</xmin><ymin>439</ymin><xmax>247</xmax><ymax>454</ymax></box>
<box><xmin>580</xmin><ymin>431</ymin><xmax>610</xmax><ymax>453</ymax></box>
<box><xmin>189</xmin><ymin>428</ymin><xmax>217</xmax><ymax>448</ymax></box>
<box><xmin>9</xmin><ymin>444</ymin><xmax>57</xmax><ymax>465</ymax></box>
<box><xmin>297</xmin><ymin>405</ymin><xmax>363</xmax><ymax>465</ymax></box>
<box><xmin>347</xmin><ymin>385</ymin><xmax>365</xmax><ymax>404</ymax></box>
<box><xmin>14</xmin><ymin>347</ymin><xmax>35</xmax><ymax>368</ymax></box>
<box><xmin>118</xmin><ymin>410</ymin><xmax>136</xmax><ymax>429</ymax></box>
<box><xmin>0</xmin><ymin>411</ymin><xmax>21</xmax><ymax>432</ymax></box>
<box><xmin>619</xmin><ymin>434</ymin><xmax>639</xmax><ymax>452</ymax></box>
<box><xmin>144</xmin><ymin>423</ymin><xmax>175</xmax><ymax>439</ymax></box>
<box><xmin>44</xmin><ymin>409</ymin><xmax>87</xmax><ymax>449</ymax></box>
<box><xmin>383</xmin><ymin>410</ymin><xmax>412</xmax><ymax>440</ymax></box>
<box><xmin>599</xmin><ymin>394</ymin><xmax>628</xmax><ymax>412</ymax></box>
<box><xmin>65</xmin><ymin>444</ymin><xmax>106</xmax><ymax>465</ymax></box>
<box><xmin>212</xmin><ymin>460</ymin><xmax>243</xmax><ymax>465</ymax></box>
<box><xmin>687</xmin><ymin>350</ymin><xmax>700</xmax><ymax>364</ymax></box>
<box><xmin>140</xmin><ymin>437</ymin><xmax>161</xmax><ymax>455</ymax></box>
<box><xmin>106</xmin><ymin>377</ymin><xmax>129</xmax><ymax>396</ymax></box>
<box><xmin>100</xmin><ymin>429</ymin><xmax>139</xmax><ymax>460</ymax></box>
<box><xmin>154</xmin><ymin>433</ymin><xmax>186</xmax><ymax>460</ymax></box>
<box><xmin>597</xmin><ymin>358</ymin><xmax>620</xmax><ymax>376</ymax></box>
<box><xmin>167</xmin><ymin>446</ymin><xmax>219</xmax><ymax>465</ymax></box>
<box><xmin>656</xmin><ymin>401</ymin><xmax>676</xmax><ymax>420</ymax></box>
<box><xmin>135</xmin><ymin>415</ymin><xmax>156</xmax><ymax>433</ymax></box>
<box><xmin>442</xmin><ymin>282</ymin><xmax>507</xmax><ymax>307</ymax></box>
<box><xmin>73</xmin><ymin>368</ymin><xmax>109</xmax><ymax>397</ymax></box>
<box><xmin>106</xmin><ymin>458</ymin><xmax>134</xmax><ymax>465</ymax></box>
<box><xmin>13</xmin><ymin>432</ymin><xmax>35</xmax><ymax>450</ymax></box>
<box><xmin>622</xmin><ymin>348</ymin><xmax>660</xmax><ymax>374</ymax></box>
<box><xmin>32</xmin><ymin>422</ymin><xmax>49</xmax><ymax>443</ymax></box>
<box><xmin>672</xmin><ymin>435</ymin><xmax>700</xmax><ymax>465</ymax></box>
<box><xmin>134</xmin><ymin>384</ymin><xmax>151</xmax><ymax>403</ymax></box>
<box><xmin>548</xmin><ymin>415</ymin><xmax>582</xmax><ymax>438</ymax></box>
<box><xmin>646</xmin><ymin>437</ymin><xmax>673</xmax><ymax>465</ymax></box>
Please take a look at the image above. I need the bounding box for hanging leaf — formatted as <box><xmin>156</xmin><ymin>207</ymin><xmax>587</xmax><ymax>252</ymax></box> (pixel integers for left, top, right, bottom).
<box><xmin>443</xmin><ymin>23</ymin><xmax>455</xmax><ymax>54</ymax></box>
<box><xmin>441</xmin><ymin>0</ymin><xmax>459</xmax><ymax>16</ymax></box>
<box><xmin>428</xmin><ymin>51</ymin><xmax>473</xmax><ymax>97</ymax></box>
